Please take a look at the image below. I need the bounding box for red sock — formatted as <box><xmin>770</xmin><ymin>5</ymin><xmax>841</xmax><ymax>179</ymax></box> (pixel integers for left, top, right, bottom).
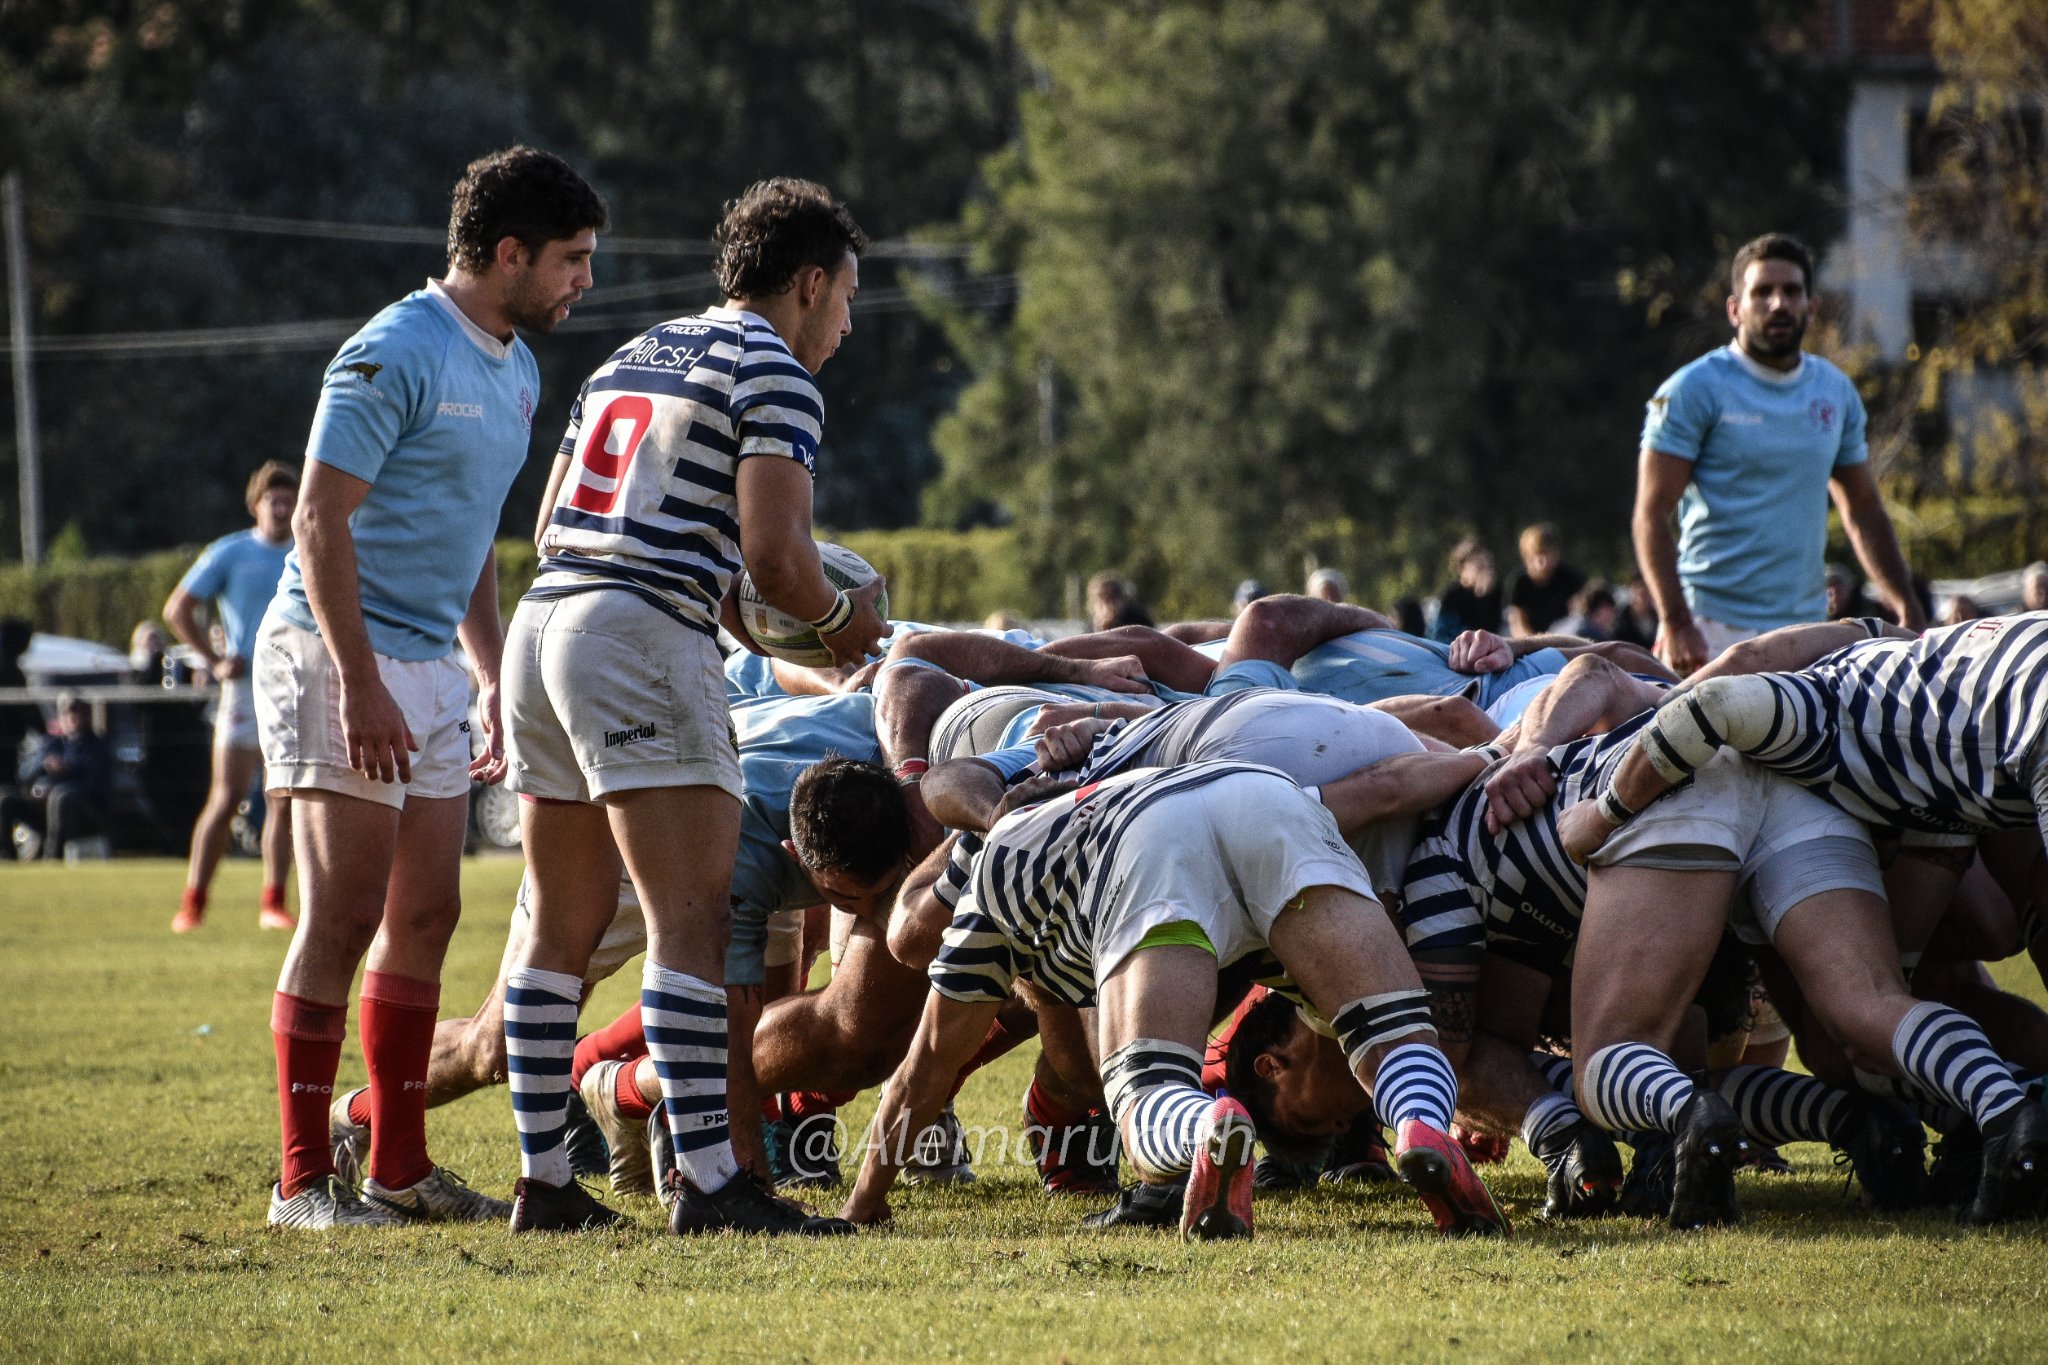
<box><xmin>181</xmin><ymin>886</ymin><xmax>206</xmax><ymax>915</ymax></box>
<box><xmin>615</xmin><ymin>1058</ymin><xmax>656</xmax><ymax>1121</ymax></box>
<box><xmin>947</xmin><ymin>1016</ymin><xmax>1036</xmax><ymax>1099</ymax></box>
<box><xmin>359</xmin><ymin>971</ymin><xmax>439</xmax><ymax>1191</ymax></box>
<box><xmin>260</xmin><ymin>883</ymin><xmax>287</xmax><ymax>912</ymax></box>
<box><xmin>272</xmin><ymin>992</ymin><xmax>346</xmax><ymax>1199</ymax></box>
<box><xmin>1203</xmin><ymin>984</ymin><xmax>1270</xmax><ymax>1091</ymax></box>
<box><xmin>786</xmin><ymin>1089</ymin><xmax>857</xmax><ymax>1121</ymax></box>
<box><xmin>570</xmin><ymin>1004</ymin><xmax>645</xmax><ymax>1088</ymax></box>
<box><xmin>347</xmin><ymin>1088</ymin><xmax>372</xmax><ymax>1128</ymax></box>
<box><xmin>1024</xmin><ymin>1076</ymin><xmax>1092</xmax><ymax>1128</ymax></box>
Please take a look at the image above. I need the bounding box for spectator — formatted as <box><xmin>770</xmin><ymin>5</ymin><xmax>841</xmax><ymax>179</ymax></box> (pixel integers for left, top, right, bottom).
<box><xmin>1086</xmin><ymin>571</ymin><xmax>1154</xmax><ymax>630</ymax></box>
<box><xmin>1233</xmin><ymin>579</ymin><xmax>1271</xmax><ymax>615</ymax></box>
<box><xmin>1430</xmin><ymin>537</ymin><xmax>1503</xmax><ymax>643</ymax></box>
<box><xmin>1306</xmin><ymin>567</ymin><xmax>1348</xmax><ymax>603</ymax></box>
<box><xmin>0</xmin><ymin>695</ymin><xmax>112</xmax><ymax>860</ymax></box>
<box><xmin>2024</xmin><ymin>562</ymin><xmax>2048</xmax><ymax>613</ymax></box>
<box><xmin>128</xmin><ymin>621</ymin><xmax>169</xmax><ymax>684</ymax></box>
<box><xmin>166</xmin><ymin>460</ymin><xmax>299</xmax><ymax>933</ymax></box>
<box><xmin>1554</xmin><ymin>581</ymin><xmax>1618</xmax><ymax>641</ymax></box>
<box><xmin>1943</xmin><ymin>594</ymin><xmax>1990</xmax><ymax>626</ymax></box>
<box><xmin>0</xmin><ymin>618</ymin><xmax>39</xmax><ymax>752</ymax></box>
<box><xmin>1507</xmin><ymin>522</ymin><xmax>1587</xmax><ymax>637</ymax></box>
<box><xmin>1824</xmin><ymin>564</ymin><xmax>1856</xmax><ymax>619</ymax></box>
<box><xmin>1613</xmin><ymin>574</ymin><xmax>1659</xmax><ymax>650</ymax></box>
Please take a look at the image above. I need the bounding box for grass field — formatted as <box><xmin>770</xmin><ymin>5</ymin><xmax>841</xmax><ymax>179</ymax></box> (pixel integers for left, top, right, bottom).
<box><xmin>6</xmin><ymin>857</ymin><xmax>2048</xmax><ymax>1362</ymax></box>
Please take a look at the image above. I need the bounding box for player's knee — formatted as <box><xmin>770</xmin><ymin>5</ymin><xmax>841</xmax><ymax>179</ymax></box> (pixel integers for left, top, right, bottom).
<box><xmin>1643</xmin><ymin>674</ymin><xmax>1781</xmax><ymax>780</ymax></box>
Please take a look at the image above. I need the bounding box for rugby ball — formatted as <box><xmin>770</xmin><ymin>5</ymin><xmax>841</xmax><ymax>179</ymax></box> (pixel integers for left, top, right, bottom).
<box><xmin>737</xmin><ymin>542</ymin><xmax>887</xmax><ymax>667</ymax></box>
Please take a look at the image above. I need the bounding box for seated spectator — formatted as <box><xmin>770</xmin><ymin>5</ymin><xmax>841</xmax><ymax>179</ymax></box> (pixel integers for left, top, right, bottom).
<box><xmin>1305</xmin><ymin>567</ymin><xmax>1348</xmax><ymax>603</ymax></box>
<box><xmin>1613</xmin><ymin>574</ymin><xmax>1659</xmax><ymax>649</ymax></box>
<box><xmin>2024</xmin><ymin>562</ymin><xmax>2048</xmax><ymax>614</ymax></box>
<box><xmin>1553</xmin><ymin>580</ymin><xmax>1618</xmax><ymax>640</ymax></box>
<box><xmin>1507</xmin><ymin>521</ymin><xmax>1586</xmax><ymax>636</ymax></box>
<box><xmin>1429</xmin><ymin>537</ymin><xmax>1502</xmax><ymax>642</ymax></box>
<box><xmin>1233</xmin><ymin>579</ymin><xmax>1271</xmax><ymax>615</ymax></box>
<box><xmin>1086</xmin><ymin>571</ymin><xmax>1154</xmax><ymax>630</ymax></box>
<box><xmin>1</xmin><ymin>695</ymin><xmax>113</xmax><ymax>860</ymax></box>
<box><xmin>1943</xmin><ymin>593</ymin><xmax>1991</xmax><ymax>626</ymax></box>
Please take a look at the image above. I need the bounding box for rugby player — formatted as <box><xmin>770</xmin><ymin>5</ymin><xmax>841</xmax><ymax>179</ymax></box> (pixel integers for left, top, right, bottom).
<box><xmin>167</xmin><ymin>461</ymin><xmax>299</xmax><ymax>933</ymax></box>
<box><xmin>500</xmin><ymin>178</ymin><xmax>886</xmax><ymax>1237</ymax></box>
<box><xmin>1564</xmin><ymin>612</ymin><xmax>2048</xmax><ymax>1222</ymax></box>
<box><xmin>259</xmin><ymin>147</ymin><xmax>606</xmax><ymax>1231</ymax></box>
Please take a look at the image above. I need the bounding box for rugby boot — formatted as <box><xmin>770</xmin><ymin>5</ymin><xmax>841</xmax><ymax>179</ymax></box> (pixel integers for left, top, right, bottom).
<box><xmin>1025</xmin><ymin>1084</ymin><xmax>1122</xmax><ymax>1195</ymax></box>
<box><xmin>1534</xmin><ymin>1119</ymin><xmax>1625</xmax><ymax>1220</ymax></box>
<box><xmin>509</xmin><ymin>1175</ymin><xmax>625</xmax><ymax>1233</ymax></box>
<box><xmin>649</xmin><ymin>1110</ymin><xmax>680</xmax><ymax>1210</ymax></box>
<box><xmin>780</xmin><ymin>1111</ymin><xmax>846</xmax><ymax>1190</ymax></box>
<box><xmin>1395</xmin><ymin>1117</ymin><xmax>1511</xmax><ymax>1237</ymax></box>
<box><xmin>1618</xmin><ymin>1130</ymin><xmax>1676</xmax><ymax>1219</ymax></box>
<box><xmin>1252</xmin><ymin>1152</ymin><xmax>1319</xmax><ymax>1190</ymax></box>
<box><xmin>363</xmin><ymin>1166</ymin><xmax>513</xmax><ymax>1224</ymax></box>
<box><xmin>329</xmin><ymin>1088</ymin><xmax>369</xmax><ymax>1190</ymax></box>
<box><xmin>267</xmin><ymin>1175</ymin><xmax>405</xmax><ymax>1230</ymax></box>
<box><xmin>1828</xmin><ymin>1096</ymin><xmax>1927</xmax><ymax>1212</ymax></box>
<box><xmin>1960</xmin><ymin>1097</ymin><xmax>2048</xmax><ymax>1227</ymax></box>
<box><xmin>666</xmin><ymin>1169</ymin><xmax>855</xmax><ymax>1237</ymax></box>
<box><xmin>1081</xmin><ymin>1179</ymin><xmax>1186</xmax><ymax>1230</ymax></box>
<box><xmin>1738</xmin><ymin>1144</ymin><xmax>1795</xmax><ymax>1176</ymax></box>
<box><xmin>903</xmin><ymin>1102</ymin><xmax>976</xmax><ymax>1186</ymax></box>
<box><xmin>1925</xmin><ymin>1125</ymin><xmax>1984</xmax><ymax>1212</ymax></box>
<box><xmin>1666</xmin><ymin>1092</ymin><xmax>1748</xmax><ymax>1230</ymax></box>
<box><xmin>578</xmin><ymin>1059</ymin><xmax>654</xmax><ymax>1197</ymax></box>
<box><xmin>1322</xmin><ymin>1116</ymin><xmax>1396</xmax><ymax>1185</ymax></box>
<box><xmin>563</xmin><ymin>1086</ymin><xmax>610</xmax><ymax>1180</ymax></box>
<box><xmin>1180</xmin><ymin>1097</ymin><xmax>1256</xmax><ymax>1241</ymax></box>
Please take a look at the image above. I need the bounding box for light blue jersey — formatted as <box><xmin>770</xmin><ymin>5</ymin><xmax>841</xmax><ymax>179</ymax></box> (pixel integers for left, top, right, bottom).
<box><xmin>1642</xmin><ymin>344</ymin><xmax>1867</xmax><ymax>630</ymax></box>
<box><xmin>178</xmin><ymin>530</ymin><xmax>290</xmax><ymax>661</ymax></box>
<box><xmin>1289</xmin><ymin>629</ymin><xmax>1566</xmax><ymax>709</ymax></box>
<box><xmin>726</xmin><ymin>691</ymin><xmax>883</xmax><ymax>984</ymax></box>
<box><xmin>275</xmin><ymin>282</ymin><xmax>538</xmax><ymax>661</ymax></box>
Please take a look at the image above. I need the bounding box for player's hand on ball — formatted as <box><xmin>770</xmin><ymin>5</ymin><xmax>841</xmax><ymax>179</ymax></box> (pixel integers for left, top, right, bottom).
<box><xmin>1556</xmin><ymin>799</ymin><xmax>1619</xmax><ymax>865</ymax></box>
<box><xmin>1449</xmin><ymin>629</ymin><xmax>1514</xmax><ymax>675</ymax></box>
<box><xmin>1484</xmin><ymin>749</ymin><xmax>1558</xmax><ymax>831</ymax></box>
<box><xmin>821</xmin><ymin>576</ymin><xmax>891</xmax><ymax>667</ymax></box>
<box><xmin>340</xmin><ymin>675</ymin><xmax>417</xmax><ymax>784</ymax></box>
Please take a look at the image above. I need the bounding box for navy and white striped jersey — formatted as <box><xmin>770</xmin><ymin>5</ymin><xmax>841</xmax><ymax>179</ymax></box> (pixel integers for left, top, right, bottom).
<box><xmin>1400</xmin><ymin>711</ymin><xmax>1661</xmax><ymax>970</ymax></box>
<box><xmin>1699</xmin><ymin>614</ymin><xmax>2048</xmax><ymax>835</ymax></box>
<box><xmin>527</xmin><ymin>307</ymin><xmax>822</xmax><ymax>634</ymax></box>
<box><xmin>928</xmin><ymin>761</ymin><xmax>1292</xmax><ymax>1008</ymax></box>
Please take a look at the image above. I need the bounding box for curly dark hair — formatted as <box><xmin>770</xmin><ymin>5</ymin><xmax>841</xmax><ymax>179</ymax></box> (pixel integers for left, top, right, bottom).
<box><xmin>788</xmin><ymin>755</ymin><xmax>909</xmax><ymax>882</ymax></box>
<box><xmin>713</xmin><ymin>178</ymin><xmax>869</xmax><ymax>300</ymax></box>
<box><xmin>446</xmin><ymin>146</ymin><xmax>609</xmax><ymax>273</ymax></box>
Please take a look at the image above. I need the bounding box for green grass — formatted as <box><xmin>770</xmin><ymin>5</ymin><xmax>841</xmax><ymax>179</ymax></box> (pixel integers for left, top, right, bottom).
<box><xmin>5</xmin><ymin>858</ymin><xmax>2048</xmax><ymax>1362</ymax></box>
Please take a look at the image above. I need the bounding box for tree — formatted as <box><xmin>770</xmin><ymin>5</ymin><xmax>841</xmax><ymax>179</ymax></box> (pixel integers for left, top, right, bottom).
<box><xmin>928</xmin><ymin>0</ymin><xmax>1843</xmax><ymax>615</ymax></box>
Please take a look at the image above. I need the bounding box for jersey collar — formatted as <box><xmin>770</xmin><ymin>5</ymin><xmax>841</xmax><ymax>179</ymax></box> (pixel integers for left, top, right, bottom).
<box><xmin>426</xmin><ymin>279</ymin><xmax>516</xmax><ymax>361</ymax></box>
<box><xmin>1726</xmin><ymin>340</ymin><xmax>1803</xmax><ymax>386</ymax></box>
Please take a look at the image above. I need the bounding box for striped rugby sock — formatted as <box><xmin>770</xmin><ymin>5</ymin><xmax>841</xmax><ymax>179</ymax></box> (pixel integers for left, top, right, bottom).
<box><xmin>1717</xmin><ymin>1065</ymin><xmax>1848</xmax><ymax>1148</ymax></box>
<box><xmin>504</xmin><ymin>966</ymin><xmax>582</xmax><ymax>1187</ymax></box>
<box><xmin>1373</xmin><ymin>1043</ymin><xmax>1457</xmax><ymax>1131</ymax></box>
<box><xmin>1520</xmin><ymin>1089</ymin><xmax>1583</xmax><ymax>1158</ymax></box>
<box><xmin>642</xmin><ymin>962</ymin><xmax>740</xmax><ymax>1194</ymax></box>
<box><xmin>1580</xmin><ymin>1043</ymin><xmax>1693</xmax><ymax>1135</ymax></box>
<box><xmin>1102</xmin><ymin>1039</ymin><xmax>1208</xmax><ymax>1181</ymax></box>
<box><xmin>1890</xmin><ymin>1001</ymin><xmax>2026</xmax><ymax>1131</ymax></box>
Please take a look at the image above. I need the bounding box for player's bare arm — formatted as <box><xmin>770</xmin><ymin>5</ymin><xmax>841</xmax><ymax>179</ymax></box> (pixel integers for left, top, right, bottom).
<box><xmin>294</xmin><ymin>460</ymin><xmax>415</xmax><ymax>783</ymax></box>
<box><xmin>1829</xmin><ymin>462</ymin><xmax>1927</xmax><ymax>630</ymax></box>
<box><xmin>1316</xmin><ymin>750</ymin><xmax>1491</xmax><ymax>833</ymax></box>
<box><xmin>162</xmin><ymin>584</ymin><xmax>233</xmax><ymax>680</ymax></box>
<box><xmin>1485</xmin><ymin>654</ymin><xmax>1667</xmax><ymax>830</ymax></box>
<box><xmin>1632</xmin><ymin>446</ymin><xmax>1708</xmax><ymax>675</ymax></box>
<box><xmin>841</xmin><ymin>992</ymin><xmax>1001</xmax><ymax>1225</ymax></box>
<box><xmin>885</xmin><ymin>836</ymin><xmax>963</xmax><ymax>970</ymax></box>
<box><xmin>736</xmin><ymin>455</ymin><xmax>889</xmax><ymax>667</ymax></box>
<box><xmin>888</xmin><ymin>628</ymin><xmax>1149</xmax><ymax>694</ymax></box>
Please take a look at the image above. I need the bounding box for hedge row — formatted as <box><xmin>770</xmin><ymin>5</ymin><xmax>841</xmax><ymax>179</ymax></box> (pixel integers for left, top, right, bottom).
<box><xmin>7</xmin><ymin>502</ymin><xmax>2038</xmax><ymax>648</ymax></box>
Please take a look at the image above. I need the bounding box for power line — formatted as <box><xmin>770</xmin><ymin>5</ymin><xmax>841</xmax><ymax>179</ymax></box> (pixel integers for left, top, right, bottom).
<box><xmin>70</xmin><ymin>201</ymin><xmax>971</xmax><ymax>260</ymax></box>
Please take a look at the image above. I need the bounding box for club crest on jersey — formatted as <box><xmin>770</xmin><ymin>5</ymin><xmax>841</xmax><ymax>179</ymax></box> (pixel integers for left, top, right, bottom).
<box><xmin>1809</xmin><ymin>399</ymin><xmax>1836</xmax><ymax>433</ymax></box>
<box><xmin>520</xmin><ymin>387</ymin><xmax>534</xmax><ymax>431</ymax></box>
